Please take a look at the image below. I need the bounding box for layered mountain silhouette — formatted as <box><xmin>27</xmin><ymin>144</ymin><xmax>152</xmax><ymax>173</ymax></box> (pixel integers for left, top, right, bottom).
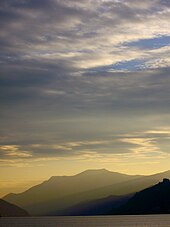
<box><xmin>3</xmin><ymin>169</ymin><xmax>140</xmax><ymax>215</ymax></box>
<box><xmin>0</xmin><ymin>199</ymin><xmax>29</xmax><ymax>217</ymax></box>
<box><xmin>49</xmin><ymin>194</ymin><xmax>133</xmax><ymax>216</ymax></box>
<box><xmin>3</xmin><ymin>169</ymin><xmax>170</xmax><ymax>216</ymax></box>
<box><xmin>51</xmin><ymin>178</ymin><xmax>170</xmax><ymax>216</ymax></box>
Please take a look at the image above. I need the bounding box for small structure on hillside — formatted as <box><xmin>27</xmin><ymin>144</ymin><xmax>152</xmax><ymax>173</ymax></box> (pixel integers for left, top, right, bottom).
<box><xmin>163</xmin><ymin>178</ymin><xmax>170</xmax><ymax>183</ymax></box>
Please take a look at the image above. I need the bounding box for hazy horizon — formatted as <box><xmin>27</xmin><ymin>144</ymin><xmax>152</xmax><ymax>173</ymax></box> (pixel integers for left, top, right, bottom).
<box><xmin>0</xmin><ymin>0</ymin><xmax>170</xmax><ymax>198</ymax></box>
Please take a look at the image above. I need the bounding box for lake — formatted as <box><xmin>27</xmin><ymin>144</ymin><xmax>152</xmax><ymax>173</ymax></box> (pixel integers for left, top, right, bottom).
<box><xmin>1</xmin><ymin>215</ymin><xmax>170</xmax><ymax>227</ymax></box>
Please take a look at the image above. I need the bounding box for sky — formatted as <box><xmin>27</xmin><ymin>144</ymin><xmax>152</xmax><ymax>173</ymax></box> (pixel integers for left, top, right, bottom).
<box><xmin>0</xmin><ymin>0</ymin><xmax>170</xmax><ymax>197</ymax></box>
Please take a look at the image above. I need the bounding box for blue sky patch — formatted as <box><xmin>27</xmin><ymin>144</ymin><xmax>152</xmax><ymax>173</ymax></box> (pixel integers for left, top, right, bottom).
<box><xmin>124</xmin><ymin>35</ymin><xmax>170</xmax><ymax>50</ymax></box>
<box><xmin>89</xmin><ymin>59</ymin><xmax>146</xmax><ymax>73</ymax></box>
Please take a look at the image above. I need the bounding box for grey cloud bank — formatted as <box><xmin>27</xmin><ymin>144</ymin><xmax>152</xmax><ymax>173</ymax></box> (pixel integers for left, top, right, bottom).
<box><xmin>0</xmin><ymin>0</ymin><xmax>170</xmax><ymax>165</ymax></box>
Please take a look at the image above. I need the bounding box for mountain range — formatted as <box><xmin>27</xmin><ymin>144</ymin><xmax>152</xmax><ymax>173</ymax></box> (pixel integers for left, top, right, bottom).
<box><xmin>3</xmin><ymin>169</ymin><xmax>170</xmax><ymax>216</ymax></box>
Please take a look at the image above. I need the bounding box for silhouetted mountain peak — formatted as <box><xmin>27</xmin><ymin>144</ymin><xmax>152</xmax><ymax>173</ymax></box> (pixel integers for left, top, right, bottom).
<box><xmin>76</xmin><ymin>169</ymin><xmax>112</xmax><ymax>176</ymax></box>
<box><xmin>48</xmin><ymin>169</ymin><xmax>111</xmax><ymax>181</ymax></box>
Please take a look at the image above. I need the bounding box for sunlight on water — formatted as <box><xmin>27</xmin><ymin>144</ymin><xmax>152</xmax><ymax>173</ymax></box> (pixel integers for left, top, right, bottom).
<box><xmin>1</xmin><ymin>215</ymin><xmax>170</xmax><ymax>227</ymax></box>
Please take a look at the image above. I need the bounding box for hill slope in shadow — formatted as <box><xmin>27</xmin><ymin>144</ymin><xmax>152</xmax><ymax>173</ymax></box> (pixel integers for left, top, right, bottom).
<box><xmin>49</xmin><ymin>194</ymin><xmax>133</xmax><ymax>216</ymax></box>
<box><xmin>116</xmin><ymin>178</ymin><xmax>170</xmax><ymax>214</ymax></box>
<box><xmin>0</xmin><ymin>199</ymin><xmax>29</xmax><ymax>217</ymax></box>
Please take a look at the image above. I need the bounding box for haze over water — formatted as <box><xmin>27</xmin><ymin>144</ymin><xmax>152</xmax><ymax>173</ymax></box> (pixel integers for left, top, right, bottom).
<box><xmin>1</xmin><ymin>215</ymin><xmax>170</xmax><ymax>227</ymax></box>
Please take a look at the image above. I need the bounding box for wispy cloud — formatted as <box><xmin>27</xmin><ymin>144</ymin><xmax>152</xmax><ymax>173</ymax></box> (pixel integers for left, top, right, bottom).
<box><xmin>0</xmin><ymin>145</ymin><xmax>32</xmax><ymax>158</ymax></box>
<box><xmin>119</xmin><ymin>137</ymin><xmax>160</xmax><ymax>154</ymax></box>
<box><xmin>1</xmin><ymin>127</ymin><xmax>170</xmax><ymax>168</ymax></box>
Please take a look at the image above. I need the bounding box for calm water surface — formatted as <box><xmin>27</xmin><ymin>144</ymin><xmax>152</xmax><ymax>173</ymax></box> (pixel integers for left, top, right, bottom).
<box><xmin>1</xmin><ymin>215</ymin><xmax>170</xmax><ymax>227</ymax></box>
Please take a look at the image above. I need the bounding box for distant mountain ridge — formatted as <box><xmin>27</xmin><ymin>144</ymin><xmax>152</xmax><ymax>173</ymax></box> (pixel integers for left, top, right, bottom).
<box><xmin>3</xmin><ymin>169</ymin><xmax>170</xmax><ymax>216</ymax></box>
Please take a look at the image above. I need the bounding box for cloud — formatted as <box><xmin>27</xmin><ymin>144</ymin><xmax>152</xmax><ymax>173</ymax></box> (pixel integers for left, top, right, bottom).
<box><xmin>1</xmin><ymin>126</ymin><xmax>170</xmax><ymax>168</ymax></box>
<box><xmin>0</xmin><ymin>0</ymin><xmax>169</xmax><ymax>70</ymax></box>
<box><xmin>144</xmin><ymin>129</ymin><xmax>170</xmax><ymax>137</ymax></box>
<box><xmin>118</xmin><ymin>128</ymin><xmax>170</xmax><ymax>156</ymax></box>
<box><xmin>119</xmin><ymin>137</ymin><xmax>161</xmax><ymax>155</ymax></box>
<box><xmin>0</xmin><ymin>0</ymin><xmax>170</xmax><ymax>170</ymax></box>
<box><xmin>0</xmin><ymin>145</ymin><xmax>32</xmax><ymax>158</ymax></box>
